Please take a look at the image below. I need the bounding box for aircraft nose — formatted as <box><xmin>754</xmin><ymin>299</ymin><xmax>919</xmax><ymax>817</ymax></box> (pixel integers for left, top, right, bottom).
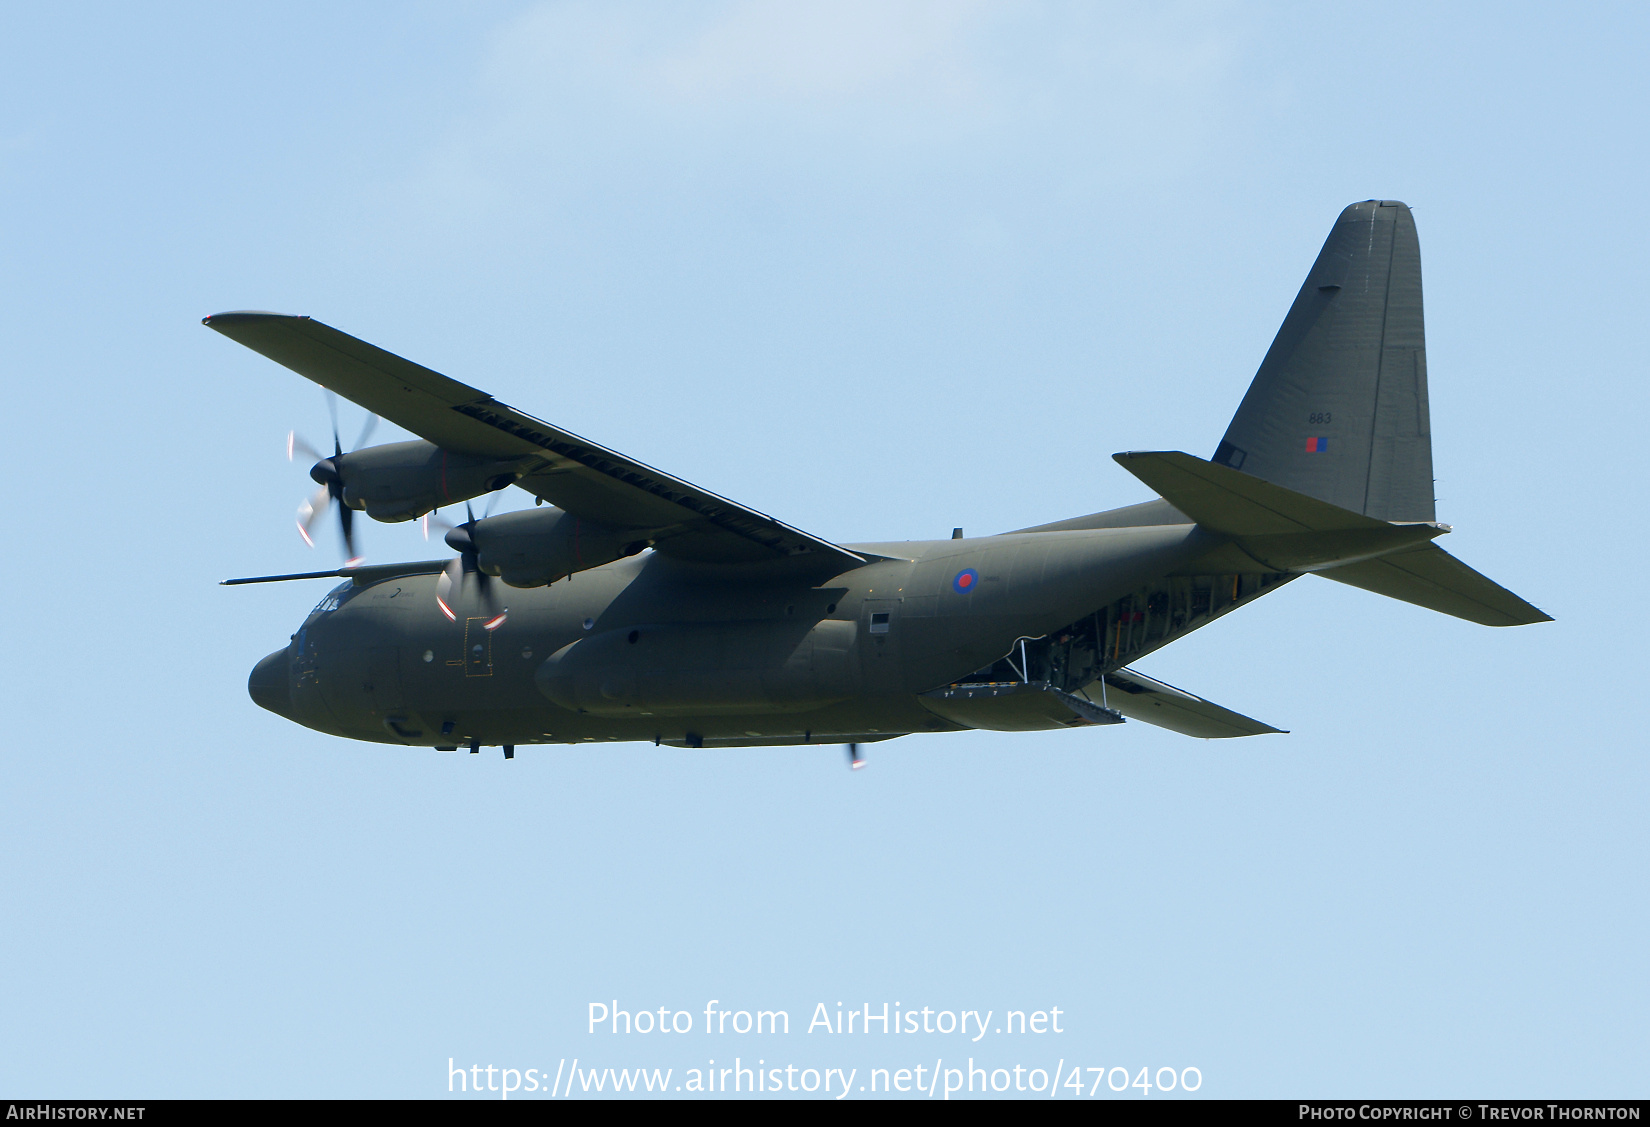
<box><xmin>248</xmin><ymin>649</ymin><xmax>293</xmax><ymax>718</ymax></box>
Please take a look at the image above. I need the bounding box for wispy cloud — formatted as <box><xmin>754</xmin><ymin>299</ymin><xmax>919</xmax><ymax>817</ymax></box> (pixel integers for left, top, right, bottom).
<box><xmin>386</xmin><ymin>1</ymin><xmax>1251</xmax><ymax>246</ymax></box>
<box><xmin>650</xmin><ymin>0</ymin><xmax>995</xmax><ymax>108</ymax></box>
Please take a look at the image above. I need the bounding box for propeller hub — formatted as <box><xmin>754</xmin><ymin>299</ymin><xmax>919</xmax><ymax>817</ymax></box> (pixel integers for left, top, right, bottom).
<box><xmin>309</xmin><ymin>458</ymin><xmax>340</xmax><ymax>486</ymax></box>
<box><xmin>444</xmin><ymin>526</ymin><xmax>475</xmax><ymax>554</ymax></box>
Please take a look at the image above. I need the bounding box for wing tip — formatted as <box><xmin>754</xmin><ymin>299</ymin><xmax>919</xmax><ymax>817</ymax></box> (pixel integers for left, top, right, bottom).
<box><xmin>1113</xmin><ymin>449</ymin><xmax>1182</xmax><ymax>462</ymax></box>
<box><xmin>1206</xmin><ymin>723</ymin><xmax>1287</xmax><ymax>737</ymax></box>
<box><xmin>202</xmin><ymin>310</ymin><xmax>308</xmax><ymax>329</ymax></box>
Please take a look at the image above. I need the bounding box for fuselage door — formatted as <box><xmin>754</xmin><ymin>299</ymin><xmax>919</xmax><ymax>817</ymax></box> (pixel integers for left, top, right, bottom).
<box><xmin>861</xmin><ymin>597</ymin><xmax>901</xmax><ymax>688</ymax></box>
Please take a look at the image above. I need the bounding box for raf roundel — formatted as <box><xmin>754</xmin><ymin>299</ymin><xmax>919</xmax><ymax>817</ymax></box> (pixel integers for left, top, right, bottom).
<box><xmin>952</xmin><ymin>568</ymin><xmax>979</xmax><ymax>594</ymax></box>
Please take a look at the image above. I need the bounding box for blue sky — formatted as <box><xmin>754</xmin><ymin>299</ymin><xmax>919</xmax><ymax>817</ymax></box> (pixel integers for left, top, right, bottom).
<box><xmin>2</xmin><ymin>1</ymin><xmax>1645</xmax><ymax>1098</ymax></box>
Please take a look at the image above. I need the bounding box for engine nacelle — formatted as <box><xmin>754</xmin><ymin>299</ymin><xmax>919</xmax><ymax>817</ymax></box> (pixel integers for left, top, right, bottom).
<box><xmin>331</xmin><ymin>440</ymin><xmax>526</xmax><ymax>522</ymax></box>
<box><xmin>467</xmin><ymin>507</ymin><xmax>648</xmax><ymax>588</ymax></box>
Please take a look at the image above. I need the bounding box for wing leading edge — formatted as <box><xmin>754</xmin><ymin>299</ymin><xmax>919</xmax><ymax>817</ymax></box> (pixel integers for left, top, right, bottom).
<box><xmin>204</xmin><ymin>312</ymin><xmax>866</xmax><ymax>569</ymax></box>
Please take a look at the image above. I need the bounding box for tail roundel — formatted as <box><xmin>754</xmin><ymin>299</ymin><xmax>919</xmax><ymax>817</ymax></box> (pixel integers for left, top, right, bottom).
<box><xmin>1213</xmin><ymin>201</ymin><xmax>1434</xmax><ymax>523</ymax></box>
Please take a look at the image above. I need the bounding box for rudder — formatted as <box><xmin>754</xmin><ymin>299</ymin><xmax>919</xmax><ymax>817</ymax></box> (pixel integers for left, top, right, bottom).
<box><xmin>1213</xmin><ymin>200</ymin><xmax>1435</xmax><ymax>523</ymax></box>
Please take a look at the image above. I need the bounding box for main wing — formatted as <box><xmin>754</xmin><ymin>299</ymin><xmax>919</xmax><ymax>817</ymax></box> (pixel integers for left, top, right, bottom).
<box><xmin>204</xmin><ymin>312</ymin><xmax>866</xmax><ymax>569</ymax></box>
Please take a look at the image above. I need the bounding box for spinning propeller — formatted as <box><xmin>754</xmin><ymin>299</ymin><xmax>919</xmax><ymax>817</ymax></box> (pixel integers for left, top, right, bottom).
<box><xmin>288</xmin><ymin>391</ymin><xmax>378</xmax><ymax>565</ymax></box>
<box><xmin>425</xmin><ymin>497</ymin><xmax>507</xmax><ymax>629</ymax></box>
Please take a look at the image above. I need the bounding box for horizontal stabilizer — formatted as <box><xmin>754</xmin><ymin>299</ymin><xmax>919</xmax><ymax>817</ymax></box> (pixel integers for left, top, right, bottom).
<box><xmin>1096</xmin><ymin>668</ymin><xmax>1284</xmax><ymax>738</ymax></box>
<box><xmin>1112</xmin><ymin>450</ymin><xmax>1445</xmax><ymax>571</ymax></box>
<box><xmin>1112</xmin><ymin>451</ymin><xmax>1548</xmax><ymax>626</ymax></box>
<box><xmin>1318</xmin><ymin>545</ymin><xmax>1552</xmax><ymax>626</ymax></box>
<box><xmin>1117</xmin><ymin>450</ymin><xmax>1401</xmax><ymax>534</ymax></box>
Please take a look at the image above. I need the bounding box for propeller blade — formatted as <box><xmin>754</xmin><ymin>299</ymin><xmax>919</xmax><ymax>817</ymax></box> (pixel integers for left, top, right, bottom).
<box><xmin>287</xmin><ymin>431</ymin><xmax>324</xmax><ymax>462</ymax></box>
<box><xmin>296</xmin><ymin>485</ymin><xmax>330</xmax><ymax>548</ymax></box>
<box><xmin>436</xmin><ymin>558</ymin><xmax>461</xmax><ymax>621</ymax></box>
<box><xmin>338</xmin><ymin>501</ymin><xmax>358</xmax><ymax>565</ymax></box>
<box><xmin>476</xmin><ymin>572</ymin><xmax>500</xmax><ymax>616</ymax></box>
<box><xmin>847</xmin><ymin>743</ymin><xmax>865</xmax><ymax>770</ymax></box>
<box><xmin>422</xmin><ymin>511</ymin><xmax>457</xmax><ymax>540</ymax></box>
<box><xmin>294</xmin><ymin>394</ymin><xmax>362</xmax><ymax>562</ymax></box>
<box><xmin>460</xmin><ymin>502</ymin><xmax>498</xmax><ymax>614</ymax></box>
<box><xmin>324</xmin><ymin>389</ymin><xmax>341</xmax><ymax>456</ymax></box>
<box><xmin>352</xmin><ymin>412</ymin><xmax>379</xmax><ymax>452</ymax></box>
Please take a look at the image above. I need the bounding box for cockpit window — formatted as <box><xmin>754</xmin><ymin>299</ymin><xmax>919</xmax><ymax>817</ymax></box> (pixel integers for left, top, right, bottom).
<box><xmin>310</xmin><ymin>581</ymin><xmax>356</xmax><ymax>616</ymax></box>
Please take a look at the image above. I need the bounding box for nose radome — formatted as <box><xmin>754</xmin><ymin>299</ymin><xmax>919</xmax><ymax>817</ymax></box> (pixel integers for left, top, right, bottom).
<box><xmin>248</xmin><ymin>649</ymin><xmax>293</xmax><ymax>718</ymax></box>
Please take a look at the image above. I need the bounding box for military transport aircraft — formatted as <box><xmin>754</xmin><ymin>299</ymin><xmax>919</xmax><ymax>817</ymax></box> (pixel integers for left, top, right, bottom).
<box><xmin>215</xmin><ymin>200</ymin><xmax>1549</xmax><ymax>763</ymax></box>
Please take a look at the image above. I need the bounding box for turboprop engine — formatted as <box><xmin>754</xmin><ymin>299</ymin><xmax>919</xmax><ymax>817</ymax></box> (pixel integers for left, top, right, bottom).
<box><xmin>323</xmin><ymin>440</ymin><xmax>527</xmax><ymax>522</ymax></box>
<box><xmin>453</xmin><ymin>506</ymin><xmax>650</xmax><ymax>588</ymax></box>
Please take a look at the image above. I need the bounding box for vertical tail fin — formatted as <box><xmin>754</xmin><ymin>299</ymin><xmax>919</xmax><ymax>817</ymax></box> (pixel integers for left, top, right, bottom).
<box><xmin>1213</xmin><ymin>200</ymin><xmax>1435</xmax><ymax>523</ymax></box>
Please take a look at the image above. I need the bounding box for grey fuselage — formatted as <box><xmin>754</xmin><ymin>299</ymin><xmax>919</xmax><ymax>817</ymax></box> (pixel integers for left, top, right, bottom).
<box><xmin>249</xmin><ymin>518</ymin><xmax>1292</xmax><ymax>749</ymax></box>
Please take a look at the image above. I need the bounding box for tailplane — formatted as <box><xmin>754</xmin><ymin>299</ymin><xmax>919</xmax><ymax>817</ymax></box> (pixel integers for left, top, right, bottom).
<box><xmin>1113</xmin><ymin>450</ymin><xmax>1550</xmax><ymax>627</ymax></box>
